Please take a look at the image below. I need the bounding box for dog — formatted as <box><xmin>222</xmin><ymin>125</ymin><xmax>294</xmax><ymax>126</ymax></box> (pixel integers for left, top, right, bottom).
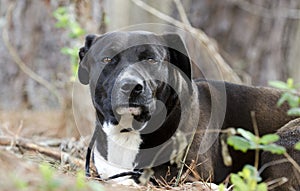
<box><xmin>78</xmin><ymin>31</ymin><xmax>298</xmax><ymax>189</ymax></box>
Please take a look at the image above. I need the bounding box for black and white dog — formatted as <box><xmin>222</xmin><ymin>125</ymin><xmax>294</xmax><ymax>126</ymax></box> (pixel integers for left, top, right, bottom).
<box><xmin>78</xmin><ymin>31</ymin><xmax>298</xmax><ymax>189</ymax></box>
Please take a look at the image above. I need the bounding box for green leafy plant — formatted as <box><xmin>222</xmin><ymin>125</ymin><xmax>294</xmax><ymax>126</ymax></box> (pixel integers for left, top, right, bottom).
<box><xmin>11</xmin><ymin>174</ymin><xmax>29</xmax><ymax>190</ymax></box>
<box><xmin>269</xmin><ymin>78</ymin><xmax>300</xmax><ymax>116</ymax></box>
<box><xmin>269</xmin><ymin>78</ymin><xmax>300</xmax><ymax>151</ymax></box>
<box><xmin>230</xmin><ymin>165</ymin><xmax>267</xmax><ymax>191</ymax></box>
<box><xmin>53</xmin><ymin>7</ymin><xmax>85</xmax><ymax>78</ymax></box>
<box><xmin>75</xmin><ymin>170</ymin><xmax>87</xmax><ymax>190</ymax></box>
<box><xmin>227</xmin><ymin>128</ymin><xmax>286</xmax><ymax>155</ymax></box>
<box><xmin>218</xmin><ymin>183</ymin><xmax>226</xmax><ymax>191</ymax></box>
<box><xmin>224</xmin><ymin>79</ymin><xmax>300</xmax><ymax>190</ymax></box>
<box><xmin>39</xmin><ymin>163</ymin><xmax>62</xmax><ymax>191</ymax></box>
<box><xmin>61</xmin><ymin>47</ymin><xmax>80</xmax><ymax>76</ymax></box>
<box><xmin>3</xmin><ymin>158</ymin><xmax>105</xmax><ymax>191</ymax></box>
<box><xmin>53</xmin><ymin>7</ymin><xmax>85</xmax><ymax>38</ymax></box>
<box><xmin>295</xmin><ymin>142</ymin><xmax>300</xmax><ymax>151</ymax></box>
<box><xmin>226</xmin><ymin>128</ymin><xmax>286</xmax><ymax>190</ymax></box>
<box><xmin>38</xmin><ymin>163</ymin><xmax>104</xmax><ymax>191</ymax></box>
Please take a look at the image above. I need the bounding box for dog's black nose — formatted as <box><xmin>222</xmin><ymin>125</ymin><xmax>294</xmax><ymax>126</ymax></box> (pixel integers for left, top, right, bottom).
<box><xmin>120</xmin><ymin>81</ymin><xmax>144</xmax><ymax>97</ymax></box>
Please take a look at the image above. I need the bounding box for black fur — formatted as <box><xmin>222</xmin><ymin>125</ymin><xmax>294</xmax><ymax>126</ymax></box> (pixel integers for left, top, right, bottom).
<box><xmin>79</xmin><ymin>31</ymin><xmax>299</xmax><ymax>190</ymax></box>
<box><xmin>78</xmin><ymin>34</ymin><xmax>97</xmax><ymax>84</ymax></box>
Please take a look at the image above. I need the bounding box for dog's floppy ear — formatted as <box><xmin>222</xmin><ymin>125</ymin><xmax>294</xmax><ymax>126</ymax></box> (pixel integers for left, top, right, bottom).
<box><xmin>78</xmin><ymin>34</ymin><xmax>97</xmax><ymax>85</ymax></box>
<box><xmin>162</xmin><ymin>33</ymin><xmax>191</xmax><ymax>80</ymax></box>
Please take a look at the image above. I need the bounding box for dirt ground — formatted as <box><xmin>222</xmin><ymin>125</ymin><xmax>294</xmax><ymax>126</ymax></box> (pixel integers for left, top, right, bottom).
<box><xmin>0</xmin><ymin>111</ymin><xmax>219</xmax><ymax>191</ymax></box>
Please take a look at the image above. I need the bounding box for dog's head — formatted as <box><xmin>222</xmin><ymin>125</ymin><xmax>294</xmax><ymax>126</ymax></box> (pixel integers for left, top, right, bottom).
<box><xmin>78</xmin><ymin>31</ymin><xmax>191</xmax><ymax>134</ymax></box>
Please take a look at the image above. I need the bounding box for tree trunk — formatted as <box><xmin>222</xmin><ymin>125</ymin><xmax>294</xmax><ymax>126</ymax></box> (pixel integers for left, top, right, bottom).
<box><xmin>0</xmin><ymin>0</ymin><xmax>69</xmax><ymax>109</ymax></box>
<box><xmin>0</xmin><ymin>0</ymin><xmax>105</xmax><ymax>138</ymax></box>
<box><xmin>287</xmin><ymin>20</ymin><xmax>300</xmax><ymax>83</ymax></box>
<box><xmin>182</xmin><ymin>0</ymin><xmax>300</xmax><ymax>85</ymax></box>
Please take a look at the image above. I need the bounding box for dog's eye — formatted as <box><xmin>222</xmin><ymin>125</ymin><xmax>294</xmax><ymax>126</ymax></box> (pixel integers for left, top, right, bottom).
<box><xmin>102</xmin><ymin>57</ymin><xmax>112</xmax><ymax>64</ymax></box>
<box><xmin>146</xmin><ymin>58</ymin><xmax>157</xmax><ymax>64</ymax></box>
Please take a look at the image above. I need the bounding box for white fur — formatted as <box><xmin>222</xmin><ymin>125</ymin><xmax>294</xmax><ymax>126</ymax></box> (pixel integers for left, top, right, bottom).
<box><xmin>93</xmin><ymin>148</ymin><xmax>139</xmax><ymax>186</ymax></box>
<box><xmin>93</xmin><ymin>148</ymin><xmax>131</xmax><ymax>179</ymax></box>
<box><xmin>103</xmin><ymin>118</ymin><xmax>142</xmax><ymax>168</ymax></box>
<box><xmin>94</xmin><ymin>113</ymin><xmax>143</xmax><ymax>181</ymax></box>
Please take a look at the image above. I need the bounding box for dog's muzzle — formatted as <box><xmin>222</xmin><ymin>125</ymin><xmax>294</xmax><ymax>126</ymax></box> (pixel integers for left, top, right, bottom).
<box><xmin>119</xmin><ymin>79</ymin><xmax>144</xmax><ymax>99</ymax></box>
<box><xmin>112</xmin><ymin>78</ymin><xmax>154</xmax><ymax>128</ymax></box>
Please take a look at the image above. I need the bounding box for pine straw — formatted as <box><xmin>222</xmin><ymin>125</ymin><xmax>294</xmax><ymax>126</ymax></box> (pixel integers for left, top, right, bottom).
<box><xmin>0</xmin><ymin>125</ymin><xmax>220</xmax><ymax>191</ymax></box>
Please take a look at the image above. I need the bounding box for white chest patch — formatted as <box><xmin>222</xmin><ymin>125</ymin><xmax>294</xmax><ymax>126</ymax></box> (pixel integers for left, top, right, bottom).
<box><xmin>94</xmin><ymin>114</ymin><xmax>143</xmax><ymax>179</ymax></box>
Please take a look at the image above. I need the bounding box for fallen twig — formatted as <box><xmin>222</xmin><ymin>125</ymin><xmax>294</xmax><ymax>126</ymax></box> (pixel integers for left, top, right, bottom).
<box><xmin>0</xmin><ymin>136</ymin><xmax>84</xmax><ymax>168</ymax></box>
<box><xmin>173</xmin><ymin>0</ymin><xmax>191</xmax><ymax>27</ymax></box>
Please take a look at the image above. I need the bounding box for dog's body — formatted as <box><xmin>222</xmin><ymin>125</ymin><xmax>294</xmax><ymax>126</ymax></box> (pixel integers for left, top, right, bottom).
<box><xmin>190</xmin><ymin>80</ymin><xmax>295</xmax><ymax>182</ymax></box>
<box><xmin>78</xmin><ymin>31</ymin><xmax>299</xmax><ymax>189</ymax></box>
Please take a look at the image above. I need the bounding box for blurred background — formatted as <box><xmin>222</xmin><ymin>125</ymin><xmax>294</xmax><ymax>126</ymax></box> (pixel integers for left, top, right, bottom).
<box><xmin>0</xmin><ymin>0</ymin><xmax>299</xmax><ymax>139</ymax></box>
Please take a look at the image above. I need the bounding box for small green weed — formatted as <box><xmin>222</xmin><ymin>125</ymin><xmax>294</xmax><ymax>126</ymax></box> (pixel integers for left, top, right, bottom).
<box><xmin>53</xmin><ymin>7</ymin><xmax>85</xmax><ymax>79</ymax></box>
<box><xmin>53</xmin><ymin>7</ymin><xmax>85</xmax><ymax>39</ymax></box>
<box><xmin>295</xmin><ymin>142</ymin><xmax>300</xmax><ymax>151</ymax></box>
<box><xmin>39</xmin><ymin>163</ymin><xmax>62</xmax><ymax>191</ymax></box>
<box><xmin>269</xmin><ymin>78</ymin><xmax>300</xmax><ymax>151</ymax></box>
<box><xmin>227</xmin><ymin>128</ymin><xmax>286</xmax><ymax>154</ymax></box>
<box><xmin>226</xmin><ymin>128</ymin><xmax>287</xmax><ymax>190</ymax></box>
<box><xmin>230</xmin><ymin>165</ymin><xmax>267</xmax><ymax>191</ymax></box>
<box><xmin>269</xmin><ymin>78</ymin><xmax>300</xmax><ymax>116</ymax></box>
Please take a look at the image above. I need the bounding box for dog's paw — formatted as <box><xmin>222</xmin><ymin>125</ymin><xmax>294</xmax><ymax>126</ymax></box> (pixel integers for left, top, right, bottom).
<box><xmin>118</xmin><ymin>178</ymin><xmax>139</xmax><ymax>186</ymax></box>
<box><xmin>107</xmin><ymin>177</ymin><xmax>140</xmax><ymax>187</ymax></box>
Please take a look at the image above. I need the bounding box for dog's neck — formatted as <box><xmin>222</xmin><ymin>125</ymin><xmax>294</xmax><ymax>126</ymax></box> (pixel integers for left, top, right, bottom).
<box><xmin>136</xmin><ymin>81</ymin><xmax>200</xmax><ymax>168</ymax></box>
<box><xmin>139</xmin><ymin>98</ymin><xmax>181</xmax><ymax>149</ymax></box>
<box><xmin>93</xmin><ymin>116</ymin><xmax>143</xmax><ymax>178</ymax></box>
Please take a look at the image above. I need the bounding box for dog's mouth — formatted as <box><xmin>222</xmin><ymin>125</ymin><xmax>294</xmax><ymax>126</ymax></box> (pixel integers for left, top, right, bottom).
<box><xmin>115</xmin><ymin>105</ymin><xmax>142</xmax><ymax>116</ymax></box>
<box><xmin>116</xmin><ymin>104</ymin><xmax>151</xmax><ymax>121</ymax></box>
<box><xmin>113</xmin><ymin>103</ymin><xmax>152</xmax><ymax>133</ymax></box>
